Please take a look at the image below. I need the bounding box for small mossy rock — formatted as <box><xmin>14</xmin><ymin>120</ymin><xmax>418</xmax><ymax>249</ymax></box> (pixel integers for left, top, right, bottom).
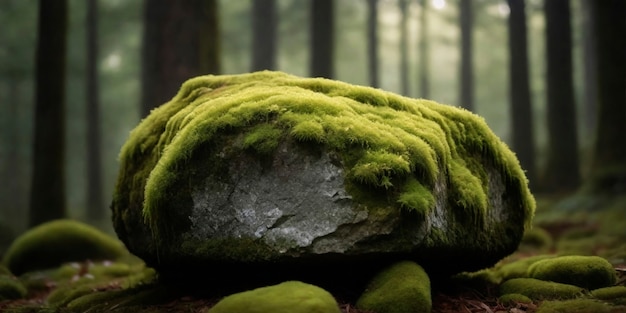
<box><xmin>527</xmin><ymin>255</ymin><xmax>616</xmax><ymax>290</ymax></box>
<box><xmin>0</xmin><ymin>275</ymin><xmax>27</xmax><ymax>300</ymax></box>
<box><xmin>493</xmin><ymin>254</ymin><xmax>556</xmax><ymax>282</ymax></box>
<box><xmin>2</xmin><ymin>219</ymin><xmax>128</xmax><ymax>275</ymax></box>
<box><xmin>111</xmin><ymin>71</ymin><xmax>535</xmax><ymax>284</ymax></box>
<box><xmin>498</xmin><ymin>293</ymin><xmax>533</xmax><ymax>306</ymax></box>
<box><xmin>536</xmin><ymin>299</ymin><xmax>611</xmax><ymax>313</ymax></box>
<box><xmin>356</xmin><ymin>261</ymin><xmax>431</xmax><ymax>313</ymax></box>
<box><xmin>499</xmin><ymin>278</ymin><xmax>583</xmax><ymax>300</ymax></box>
<box><xmin>208</xmin><ymin>281</ymin><xmax>341</xmax><ymax>313</ymax></box>
<box><xmin>591</xmin><ymin>286</ymin><xmax>626</xmax><ymax>302</ymax></box>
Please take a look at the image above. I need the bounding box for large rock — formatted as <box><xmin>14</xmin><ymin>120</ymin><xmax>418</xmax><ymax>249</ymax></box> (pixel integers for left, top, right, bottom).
<box><xmin>111</xmin><ymin>71</ymin><xmax>534</xmax><ymax>289</ymax></box>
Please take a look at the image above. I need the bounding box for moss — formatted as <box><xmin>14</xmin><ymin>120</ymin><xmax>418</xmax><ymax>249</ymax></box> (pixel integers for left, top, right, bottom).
<box><xmin>2</xmin><ymin>219</ymin><xmax>128</xmax><ymax>275</ymax></box>
<box><xmin>0</xmin><ymin>275</ymin><xmax>27</xmax><ymax>300</ymax></box>
<box><xmin>519</xmin><ymin>227</ymin><xmax>553</xmax><ymax>253</ymax></box>
<box><xmin>208</xmin><ymin>281</ymin><xmax>341</xmax><ymax>313</ymax></box>
<box><xmin>536</xmin><ymin>299</ymin><xmax>611</xmax><ymax>313</ymax></box>
<box><xmin>356</xmin><ymin>260</ymin><xmax>431</xmax><ymax>313</ymax></box>
<box><xmin>499</xmin><ymin>278</ymin><xmax>583</xmax><ymax>300</ymax></box>
<box><xmin>498</xmin><ymin>293</ymin><xmax>533</xmax><ymax>306</ymax></box>
<box><xmin>591</xmin><ymin>286</ymin><xmax>626</xmax><ymax>301</ymax></box>
<box><xmin>112</xmin><ymin>71</ymin><xmax>535</xmax><ymax>242</ymax></box>
<box><xmin>492</xmin><ymin>255</ymin><xmax>556</xmax><ymax>282</ymax></box>
<box><xmin>0</xmin><ymin>264</ymin><xmax>11</xmax><ymax>276</ymax></box>
<box><xmin>527</xmin><ymin>255</ymin><xmax>617</xmax><ymax>290</ymax></box>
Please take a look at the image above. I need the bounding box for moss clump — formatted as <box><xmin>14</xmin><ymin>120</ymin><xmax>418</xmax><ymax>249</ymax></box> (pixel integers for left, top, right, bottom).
<box><xmin>2</xmin><ymin>219</ymin><xmax>128</xmax><ymax>275</ymax></box>
<box><xmin>536</xmin><ymin>299</ymin><xmax>611</xmax><ymax>313</ymax></box>
<box><xmin>112</xmin><ymin>71</ymin><xmax>535</xmax><ymax>242</ymax></box>
<box><xmin>527</xmin><ymin>255</ymin><xmax>616</xmax><ymax>290</ymax></box>
<box><xmin>493</xmin><ymin>255</ymin><xmax>556</xmax><ymax>282</ymax></box>
<box><xmin>519</xmin><ymin>227</ymin><xmax>553</xmax><ymax>253</ymax></box>
<box><xmin>0</xmin><ymin>275</ymin><xmax>27</xmax><ymax>300</ymax></box>
<box><xmin>356</xmin><ymin>260</ymin><xmax>431</xmax><ymax>313</ymax></box>
<box><xmin>208</xmin><ymin>281</ymin><xmax>341</xmax><ymax>313</ymax></box>
<box><xmin>499</xmin><ymin>278</ymin><xmax>583</xmax><ymax>300</ymax></box>
<box><xmin>498</xmin><ymin>293</ymin><xmax>533</xmax><ymax>306</ymax></box>
<box><xmin>591</xmin><ymin>286</ymin><xmax>626</xmax><ymax>301</ymax></box>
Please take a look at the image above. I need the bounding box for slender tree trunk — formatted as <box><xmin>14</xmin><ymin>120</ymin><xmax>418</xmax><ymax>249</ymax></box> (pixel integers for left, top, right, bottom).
<box><xmin>418</xmin><ymin>0</ymin><xmax>430</xmax><ymax>99</ymax></box>
<box><xmin>459</xmin><ymin>0</ymin><xmax>474</xmax><ymax>111</ymax></box>
<box><xmin>141</xmin><ymin>0</ymin><xmax>220</xmax><ymax>117</ymax></box>
<box><xmin>367</xmin><ymin>0</ymin><xmax>379</xmax><ymax>88</ymax></box>
<box><xmin>542</xmin><ymin>0</ymin><xmax>580</xmax><ymax>192</ymax></box>
<box><xmin>507</xmin><ymin>0</ymin><xmax>536</xmax><ymax>187</ymax></box>
<box><xmin>399</xmin><ymin>0</ymin><xmax>409</xmax><ymax>96</ymax></box>
<box><xmin>30</xmin><ymin>0</ymin><xmax>68</xmax><ymax>227</ymax></box>
<box><xmin>310</xmin><ymin>0</ymin><xmax>334</xmax><ymax>78</ymax></box>
<box><xmin>86</xmin><ymin>0</ymin><xmax>103</xmax><ymax>221</ymax></box>
<box><xmin>588</xmin><ymin>0</ymin><xmax>626</xmax><ymax>193</ymax></box>
<box><xmin>251</xmin><ymin>0</ymin><xmax>277</xmax><ymax>71</ymax></box>
<box><xmin>581</xmin><ymin>0</ymin><xmax>597</xmax><ymax>138</ymax></box>
<box><xmin>4</xmin><ymin>79</ymin><xmax>26</xmax><ymax>231</ymax></box>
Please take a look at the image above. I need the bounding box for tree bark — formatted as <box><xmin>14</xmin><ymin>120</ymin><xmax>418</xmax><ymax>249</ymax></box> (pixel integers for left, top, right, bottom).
<box><xmin>459</xmin><ymin>0</ymin><xmax>474</xmax><ymax>111</ymax></box>
<box><xmin>310</xmin><ymin>0</ymin><xmax>334</xmax><ymax>78</ymax></box>
<box><xmin>542</xmin><ymin>0</ymin><xmax>580</xmax><ymax>192</ymax></box>
<box><xmin>507</xmin><ymin>0</ymin><xmax>536</xmax><ymax>187</ymax></box>
<box><xmin>588</xmin><ymin>0</ymin><xmax>626</xmax><ymax>193</ymax></box>
<box><xmin>399</xmin><ymin>0</ymin><xmax>409</xmax><ymax>96</ymax></box>
<box><xmin>30</xmin><ymin>0</ymin><xmax>68</xmax><ymax>227</ymax></box>
<box><xmin>367</xmin><ymin>0</ymin><xmax>379</xmax><ymax>88</ymax></box>
<box><xmin>251</xmin><ymin>0</ymin><xmax>277</xmax><ymax>71</ymax></box>
<box><xmin>86</xmin><ymin>0</ymin><xmax>103</xmax><ymax>221</ymax></box>
<box><xmin>581</xmin><ymin>0</ymin><xmax>597</xmax><ymax>137</ymax></box>
<box><xmin>141</xmin><ymin>0</ymin><xmax>220</xmax><ymax>117</ymax></box>
<box><xmin>418</xmin><ymin>0</ymin><xmax>430</xmax><ymax>99</ymax></box>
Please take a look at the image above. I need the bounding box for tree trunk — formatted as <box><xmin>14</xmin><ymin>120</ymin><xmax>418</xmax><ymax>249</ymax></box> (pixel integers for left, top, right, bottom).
<box><xmin>459</xmin><ymin>0</ymin><xmax>474</xmax><ymax>111</ymax></box>
<box><xmin>141</xmin><ymin>0</ymin><xmax>220</xmax><ymax>117</ymax></box>
<box><xmin>86</xmin><ymin>0</ymin><xmax>103</xmax><ymax>221</ymax></box>
<box><xmin>30</xmin><ymin>0</ymin><xmax>68</xmax><ymax>227</ymax></box>
<box><xmin>251</xmin><ymin>0</ymin><xmax>277</xmax><ymax>71</ymax></box>
<box><xmin>399</xmin><ymin>0</ymin><xmax>409</xmax><ymax>96</ymax></box>
<box><xmin>581</xmin><ymin>0</ymin><xmax>597</xmax><ymax>138</ymax></box>
<box><xmin>588</xmin><ymin>0</ymin><xmax>626</xmax><ymax>193</ymax></box>
<box><xmin>542</xmin><ymin>0</ymin><xmax>580</xmax><ymax>192</ymax></box>
<box><xmin>507</xmin><ymin>0</ymin><xmax>536</xmax><ymax>187</ymax></box>
<box><xmin>418</xmin><ymin>0</ymin><xmax>430</xmax><ymax>99</ymax></box>
<box><xmin>367</xmin><ymin>0</ymin><xmax>379</xmax><ymax>88</ymax></box>
<box><xmin>310</xmin><ymin>0</ymin><xmax>334</xmax><ymax>78</ymax></box>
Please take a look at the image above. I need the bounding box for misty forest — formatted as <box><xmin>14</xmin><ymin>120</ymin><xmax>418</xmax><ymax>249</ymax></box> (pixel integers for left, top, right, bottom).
<box><xmin>0</xmin><ymin>0</ymin><xmax>625</xmax><ymax>312</ymax></box>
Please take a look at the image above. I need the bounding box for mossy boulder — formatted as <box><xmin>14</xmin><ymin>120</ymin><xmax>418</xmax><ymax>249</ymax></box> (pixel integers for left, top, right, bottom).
<box><xmin>2</xmin><ymin>219</ymin><xmax>128</xmax><ymax>275</ymax></box>
<box><xmin>527</xmin><ymin>255</ymin><xmax>617</xmax><ymax>290</ymax></box>
<box><xmin>208</xmin><ymin>281</ymin><xmax>341</xmax><ymax>313</ymax></box>
<box><xmin>356</xmin><ymin>261</ymin><xmax>431</xmax><ymax>313</ymax></box>
<box><xmin>111</xmin><ymin>71</ymin><xmax>534</xmax><ymax>285</ymax></box>
<box><xmin>0</xmin><ymin>275</ymin><xmax>27</xmax><ymax>300</ymax></box>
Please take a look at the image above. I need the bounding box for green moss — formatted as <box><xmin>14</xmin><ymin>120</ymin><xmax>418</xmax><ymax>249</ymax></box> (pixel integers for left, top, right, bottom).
<box><xmin>498</xmin><ymin>293</ymin><xmax>533</xmax><ymax>306</ymax></box>
<box><xmin>208</xmin><ymin>281</ymin><xmax>341</xmax><ymax>313</ymax></box>
<box><xmin>590</xmin><ymin>286</ymin><xmax>626</xmax><ymax>302</ymax></box>
<box><xmin>0</xmin><ymin>275</ymin><xmax>27</xmax><ymax>300</ymax></box>
<box><xmin>113</xmin><ymin>71</ymin><xmax>535</xmax><ymax>243</ymax></box>
<box><xmin>527</xmin><ymin>255</ymin><xmax>617</xmax><ymax>290</ymax></box>
<box><xmin>519</xmin><ymin>227</ymin><xmax>553</xmax><ymax>253</ymax></box>
<box><xmin>492</xmin><ymin>255</ymin><xmax>556</xmax><ymax>283</ymax></box>
<box><xmin>536</xmin><ymin>299</ymin><xmax>611</xmax><ymax>313</ymax></box>
<box><xmin>2</xmin><ymin>219</ymin><xmax>128</xmax><ymax>275</ymax></box>
<box><xmin>499</xmin><ymin>278</ymin><xmax>583</xmax><ymax>300</ymax></box>
<box><xmin>356</xmin><ymin>260</ymin><xmax>431</xmax><ymax>313</ymax></box>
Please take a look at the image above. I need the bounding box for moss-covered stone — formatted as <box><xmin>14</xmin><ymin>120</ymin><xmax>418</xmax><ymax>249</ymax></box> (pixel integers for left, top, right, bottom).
<box><xmin>535</xmin><ymin>299</ymin><xmax>611</xmax><ymax>313</ymax></box>
<box><xmin>0</xmin><ymin>275</ymin><xmax>27</xmax><ymax>300</ymax></box>
<box><xmin>208</xmin><ymin>281</ymin><xmax>341</xmax><ymax>313</ymax></box>
<box><xmin>356</xmin><ymin>261</ymin><xmax>431</xmax><ymax>313</ymax></box>
<box><xmin>498</xmin><ymin>293</ymin><xmax>533</xmax><ymax>306</ymax></box>
<box><xmin>493</xmin><ymin>254</ymin><xmax>556</xmax><ymax>282</ymax></box>
<box><xmin>111</xmin><ymin>71</ymin><xmax>535</xmax><ymax>279</ymax></box>
<box><xmin>1</xmin><ymin>219</ymin><xmax>128</xmax><ymax>275</ymax></box>
<box><xmin>591</xmin><ymin>286</ymin><xmax>626</xmax><ymax>301</ymax></box>
<box><xmin>527</xmin><ymin>255</ymin><xmax>616</xmax><ymax>290</ymax></box>
<box><xmin>499</xmin><ymin>278</ymin><xmax>583</xmax><ymax>300</ymax></box>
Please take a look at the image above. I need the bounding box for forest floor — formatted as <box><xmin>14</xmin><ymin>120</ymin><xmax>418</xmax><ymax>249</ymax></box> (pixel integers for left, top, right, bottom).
<box><xmin>1</xmin><ymin>193</ymin><xmax>626</xmax><ymax>313</ymax></box>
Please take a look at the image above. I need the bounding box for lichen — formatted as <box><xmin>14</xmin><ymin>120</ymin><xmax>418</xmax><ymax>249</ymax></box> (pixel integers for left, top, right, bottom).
<box><xmin>112</xmin><ymin>71</ymin><xmax>535</xmax><ymax>247</ymax></box>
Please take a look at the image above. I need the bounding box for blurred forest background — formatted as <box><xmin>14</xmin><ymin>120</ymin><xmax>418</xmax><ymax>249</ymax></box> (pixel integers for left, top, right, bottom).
<box><xmin>0</xmin><ymin>0</ymin><xmax>624</xmax><ymax>240</ymax></box>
